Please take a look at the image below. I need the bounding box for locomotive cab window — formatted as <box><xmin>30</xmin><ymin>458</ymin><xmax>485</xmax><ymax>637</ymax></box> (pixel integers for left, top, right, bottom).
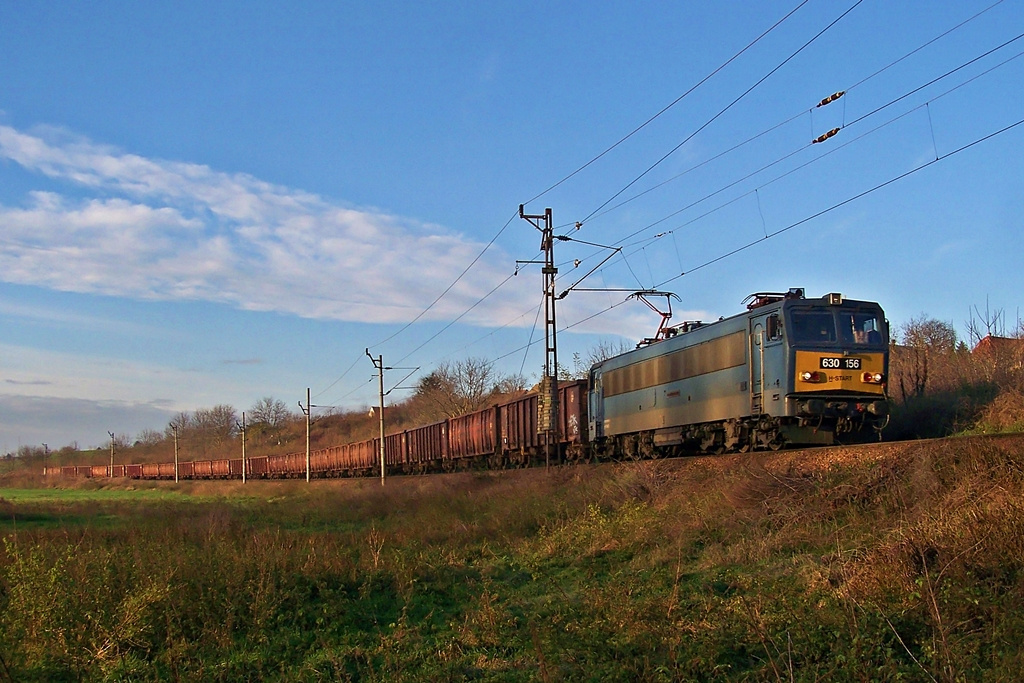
<box><xmin>840</xmin><ymin>312</ymin><xmax>885</xmax><ymax>347</ymax></box>
<box><xmin>765</xmin><ymin>313</ymin><xmax>782</xmax><ymax>342</ymax></box>
<box><xmin>789</xmin><ymin>310</ymin><xmax>836</xmax><ymax>344</ymax></box>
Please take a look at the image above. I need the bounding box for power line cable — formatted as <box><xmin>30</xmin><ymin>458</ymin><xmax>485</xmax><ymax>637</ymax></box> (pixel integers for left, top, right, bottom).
<box><xmin>315</xmin><ymin>212</ymin><xmax>518</xmax><ymax>399</ymax></box>
<box><xmin>521</xmin><ymin>0</ymin><xmax>812</xmax><ymax>207</ymax></box>
<box><xmin>654</xmin><ymin>117</ymin><xmax>1024</xmax><ymax>288</ymax></box>
<box><xmin>576</xmin><ymin>0</ymin><xmax>866</xmax><ymax>226</ymax></box>
<box><xmin>520</xmin><ymin>293</ymin><xmax>546</xmax><ymax>378</ymax></box>
<box><xmin>605</xmin><ymin>49</ymin><xmax>1024</xmax><ymax>274</ymax></box>
<box><xmin>843</xmin><ymin>30</ymin><xmax>1024</xmax><ymax>130</ymax></box>
<box><xmin>393</xmin><ymin>269</ymin><xmax>520</xmax><ymax>367</ymax></box>
<box><xmin>845</xmin><ymin>0</ymin><xmax>1006</xmax><ymax>92</ymax></box>
<box><xmin>577</xmin><ymin>0</ymin><xmax>1008</xmax><ymax>233</ymax></box>
<box><xmin>376</xmin><ymin>212</ymin><xmax>518</xmax><ymax>349</ymax></box>
<box><xmin>599</xmin><ymin>36</ymin><xmax>1024</xmax><ymax>257</ymax></box>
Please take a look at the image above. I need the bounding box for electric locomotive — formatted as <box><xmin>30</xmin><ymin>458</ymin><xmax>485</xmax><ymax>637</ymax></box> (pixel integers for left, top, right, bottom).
<box><xmin>587</xmin><ymin>288</ymin><xmax>888</xmax><ymax>457</ymax></box>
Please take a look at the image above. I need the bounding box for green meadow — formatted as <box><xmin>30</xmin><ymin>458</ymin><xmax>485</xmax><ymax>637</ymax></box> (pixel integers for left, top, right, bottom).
<box><xmin>2</xmin><ymin>435</ymin><xmax>1023</xmax><ymax>681</ymax></box>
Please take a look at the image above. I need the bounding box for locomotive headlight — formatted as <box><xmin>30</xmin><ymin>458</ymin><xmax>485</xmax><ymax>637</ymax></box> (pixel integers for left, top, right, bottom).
<box><xmin>800</xmin><ymin>371</ymin><xmax>813</xmax><ymax>381</ymax></box>
<box><xmin>861</xmin><ymin>372</ymin><xmax>884</xmax><ymax>384</ymax></box>
<box><xmin>800</xmin><ymin>371</ymin><xmax>826</xmax><ymax>383</ymax></box>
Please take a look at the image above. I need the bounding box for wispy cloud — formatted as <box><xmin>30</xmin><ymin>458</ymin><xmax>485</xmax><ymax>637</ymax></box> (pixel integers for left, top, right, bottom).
<box><xmin>0</xmin><ymin>124</ymin><xmax>533</xmax><ymax>326</ymax></box>
<box><xmin>0</xmin><ymin>123</ymin><xmax>670</xmax><ymax>342</ymax></box>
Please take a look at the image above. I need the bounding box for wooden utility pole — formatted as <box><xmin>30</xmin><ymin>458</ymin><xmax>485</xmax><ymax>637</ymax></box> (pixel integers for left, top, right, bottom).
<box><xmin>519</xmin><ymin>205</ymin><xmax>559</xmax><ymax>469</ymax></box>
<box><xmin>108</xmin><ymin>431</ymin><xmax>115</xmax><ymax>477</ymax></box>
<box><xmin>366</xmin><ymin>349</ymin><xmax>386</xmax><ymax>486</ymax></box>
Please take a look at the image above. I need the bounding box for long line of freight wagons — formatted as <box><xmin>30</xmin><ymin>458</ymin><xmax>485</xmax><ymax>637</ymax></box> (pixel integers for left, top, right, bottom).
<box><xmin>52</xmin><ymin>380</ymin><xmax>588</xmax><ymax>479</ymax></box>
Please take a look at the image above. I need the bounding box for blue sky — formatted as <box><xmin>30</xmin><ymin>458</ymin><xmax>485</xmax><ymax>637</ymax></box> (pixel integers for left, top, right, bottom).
<box><xmin>2</xmin><ymin>0</ymin><xmax>1022</xmax><ymax>451</ymax></box>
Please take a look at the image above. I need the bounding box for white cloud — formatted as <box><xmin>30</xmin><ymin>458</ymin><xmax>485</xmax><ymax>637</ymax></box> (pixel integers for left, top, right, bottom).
<box><xmin>0</xmin><ymin>123</ymin><xmax>536</xmax><ymax>325</ymax></box>
<box><xmin>0</xmin><ymin>123</ymin><xmax>664</xmax><ymax>341</ymax></box>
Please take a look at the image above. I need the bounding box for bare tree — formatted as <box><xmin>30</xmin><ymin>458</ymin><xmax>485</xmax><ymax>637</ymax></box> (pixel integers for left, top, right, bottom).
<box><xmin>900</xmin><ymin>316</ymin><xmax>957</xmax><ymax>353</ymax></box>
<box><xmin>249</xmin><ymin>396</ymin><xmax>292</xmax><ymax>427</ymax></box>
<box><xmin>569</xmin><ymin>339</ymin><xmax>634</xmax><ymax>378</ymax></box>
<box><xmin>892</xmin><ymin>316</ymin><xmax>958</xmax><ymax>401</ymax></box>
<box><xmin>135</xmin><ymin>429</ymin><xmax>164</xmax><ymax>447</ymax></box>
<box><xmin>165</xmin><ymin>411</ymin><xmax>193</xmax><ymax>439</ymax></box>
<box><xmin>414</xmin><ymin>357</ymin><xmax>503</xmax><ymax>420</ymax></box>
<box><xmin>177</xmin><ymin>405</ymin><xmax>237</xmax><ymax>456</ymax></box>
<box><xmin>493</xmin><ymin>373</ymin><xmax>530</xmax><ymax>397</ymax></box>
<box><xmin>966</xmin><ymin>299</ymin><xmax>1007</xmax><ymax>346</ymax></box>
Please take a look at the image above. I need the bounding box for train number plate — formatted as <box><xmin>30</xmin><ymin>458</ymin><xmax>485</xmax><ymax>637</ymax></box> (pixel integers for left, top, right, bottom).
<box><xmin>820</xmin><ymin>357</ymin><xmax>861</xmax><ymax>370</ymax></box>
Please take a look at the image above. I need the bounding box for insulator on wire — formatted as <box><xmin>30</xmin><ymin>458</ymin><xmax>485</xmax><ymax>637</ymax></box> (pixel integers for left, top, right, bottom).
<box><xmin>812</xmin><ymin>127</ymin><xmax>841</xmax><ymax>144</ymax></box>
<box><xmin>816</xmin><ymin>91</ymin><xmax>845</xmax><ymax>107</ymax></box>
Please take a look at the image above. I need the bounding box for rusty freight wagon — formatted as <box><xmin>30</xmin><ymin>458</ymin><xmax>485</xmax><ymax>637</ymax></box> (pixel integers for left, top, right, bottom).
<box><xmin>448</xmin><ymin>407</ymin><xmax>497</xmax><ymax>468</ymax></box>
<box><xmin>406</xmin><ymin>420</ymin><xmax>448</xmax><ymax>473</ymax></box>
<box><xmin>498</xmin><ymin>379</ymin><xmax>588</xmax><ymax>466</ymax></box>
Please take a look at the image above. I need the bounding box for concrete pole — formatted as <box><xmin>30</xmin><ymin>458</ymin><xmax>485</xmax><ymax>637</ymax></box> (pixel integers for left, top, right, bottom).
<box><xmin>108</xmin><ymin>431</ymin><xmax>115</xmax><ymax>477</ymax></box>
<box><xmin>173</xmin><ymin>424</ymin><xmax>179</xmax><ymax>483</ymax></box>
<box><xmin>378</xmin><ymin>357</ymin><xmax>385</xmax><ymax>486</ymax></box>
<box><xmin>241</xmin><ymin>411</ymin><xmax>247</xmax><ymax>484</ymax></box>
<box><xmin>305</xmin><ymin>388</ymin><xmax>311</xmax><ymax>483</ymax></box>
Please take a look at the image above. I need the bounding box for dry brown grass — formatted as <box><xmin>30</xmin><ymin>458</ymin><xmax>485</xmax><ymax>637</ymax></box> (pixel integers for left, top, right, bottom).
<box><xmin>975</xmin><ymin>388</ymin><xmax>1024</xmax><ymax>433</ymax></box>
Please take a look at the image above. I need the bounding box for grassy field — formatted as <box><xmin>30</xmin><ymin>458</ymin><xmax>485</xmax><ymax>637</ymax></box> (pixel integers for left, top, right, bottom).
<box><xmin>2</xmin><ymin>435</ymin><xmax>1023</xmax><ymax>681</ymax></box>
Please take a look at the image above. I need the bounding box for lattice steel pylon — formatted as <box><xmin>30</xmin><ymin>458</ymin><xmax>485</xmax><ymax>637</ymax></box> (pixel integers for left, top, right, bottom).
<box><xmin>519</xmin><ymin>205</ymin><xmax>559</xmax><ymax>468</ymax></box>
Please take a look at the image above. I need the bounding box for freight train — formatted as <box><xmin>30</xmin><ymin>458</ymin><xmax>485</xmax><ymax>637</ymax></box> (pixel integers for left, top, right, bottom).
<box><xmin>49</xmin><ymin>289</ymin><xmax>889</xmax><ymax>480</ymax></box>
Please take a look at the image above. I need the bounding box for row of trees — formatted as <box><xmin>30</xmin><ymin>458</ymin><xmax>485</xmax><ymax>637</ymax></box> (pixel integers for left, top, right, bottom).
<box><xmin>159</xmin><ymin>397</ymin><xmax>295</xmax><ymax>457</ymax></box>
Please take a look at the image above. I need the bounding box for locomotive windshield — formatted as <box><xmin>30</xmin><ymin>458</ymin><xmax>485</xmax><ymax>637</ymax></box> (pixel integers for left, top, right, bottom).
<box><xmin>838</xmin><ymin>311</ymin><xmax>885</xmax><ymax>346</ymax></box>
<box><xmin>789</xmin><ymin>310</ymin><xmax>837</xmax><ymax>344</ymax></box>
<box><xmin>788</xmin><ymin>307</ymin><xmax>886</xmax><ymax>347</ymax></box>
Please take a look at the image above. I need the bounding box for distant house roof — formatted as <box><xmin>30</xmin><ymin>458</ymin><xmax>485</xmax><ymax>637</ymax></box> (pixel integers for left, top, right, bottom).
<box><xmin>972</xmin><ymin>335</ymin><xmax>1024</xmax><ymax>355</ymax></box>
